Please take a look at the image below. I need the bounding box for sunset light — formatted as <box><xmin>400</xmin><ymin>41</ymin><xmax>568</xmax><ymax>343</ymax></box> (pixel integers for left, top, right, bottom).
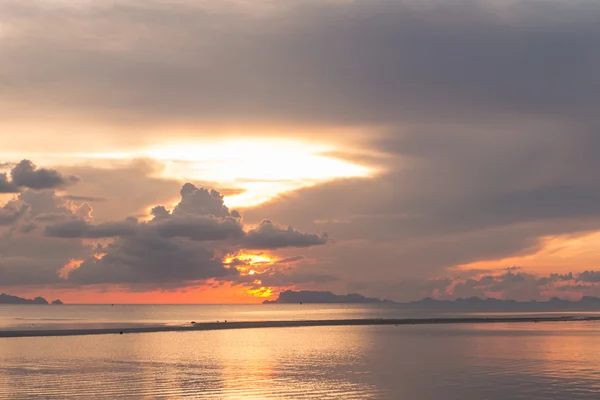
<box><xmin>144</xmin><ymin>139</ymin><xmax>373</xmax><ymax>207</ymax></box>
<box><xmin>245</xmin><ymin>287</ymin><xmax>274</xmax><ymax>298</ymax></box>
<box><xmin>3</xmin><ymin>0</ymin><xmax>600</xmax><ymax>397</ymax></box>
<box><xmin>224</xmin><ymin>253</ymin><xmax>279</xmax><ymax>277</ymax></box>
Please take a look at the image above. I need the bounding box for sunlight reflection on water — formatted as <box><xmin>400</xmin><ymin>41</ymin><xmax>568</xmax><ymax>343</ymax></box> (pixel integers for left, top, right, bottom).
<box><xmin>2</xmin><ymin>322</ymin><xmax>600</xmax><ymax>399</ymax></box>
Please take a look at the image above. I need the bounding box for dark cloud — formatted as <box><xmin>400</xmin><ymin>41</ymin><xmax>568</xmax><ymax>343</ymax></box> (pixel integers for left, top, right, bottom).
<box><xmin>0</xmin><ymin>173</ymin><xmax>19</xmax><ymax>193</ymax></box>
<box><xmin>173</xmin><ymin>183</ymin><xmax>236</xmax><ymax>218</ymax></box>
<box><xmin>243</xmin><ymin>220</ymin><xmax>328</xmax><ymax>250</ymax></box>
<box><xmin>10</xmin><ymin>160</ymin><xmax>78</xmax><ymax>190</ymax></box>
<box><xmin>37</xmin><ymin>183</ymin><xmax>327</xmax><ymax>287</ymax></box>
<box><xmin>1</xmin><ymin>160</ymin><xmax>78</xmax><ymax>196</ymax></box>
<box><xmin>68</xmin><ymin>233</ymin><xmax>235</xmax><ymax>285</ymax></box>
<box><xmin>151</xmin><ymin>205</ymin><xmax>170</xmax><ymax>220</ymax></box>
<box><xmin>155</xmin><ymin>215</ymin><xmax>244</xmax><ymax>241</ymax></box>
<box><xmin>44</xmin><ymin>184</ymin><xmax>325</xmax><ymax>247</ymax></box>
<box><xmin>430</xmin><ymin>270</ymin><xmax>600</xmax><ymax>301</ymax></box>
<box><xmin>1</xmin><ymin>0</ymin><xmax>598</xmax><ymax>126</ymax></box>
<box><xmin>0</xmin><ymin>190</ymin><xmax>94</xmax><ymax>286</ymax></box>
<box><xmin>577</xmin><ymin>271</ymin><xmax>600</xmax><ymax>283</ymax></box>
<box><xmin>0</xmin><ymin>256</ymin><xmax>64</xmax><ymax>286</ymax></box>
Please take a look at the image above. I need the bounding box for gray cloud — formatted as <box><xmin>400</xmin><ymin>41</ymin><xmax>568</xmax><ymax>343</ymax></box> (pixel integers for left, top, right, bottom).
<box><xmin>9</xmin><ymin>160</ymin><xmax>78</xmax><ymax>190</ymax></box>
<box><xmin>0</xmin><ymin>256</ymin><xmax>64</xmax><ymax>286</ymax></box>
<box><xmin>0</xmin><ymin>173</ymin><xmax>19</xmax><ymax>193</ymax></box>
<box><xmin>68</xmin><ymin>233</ymin><xmax>235</xmax><ymax>285</ymax></box>
<box><xmin>172</xmin><ymin>183</ymin><xmax>236</xmax><ymax>218</ymax></box>
<box><xmin>155</xmin><ymin>215</ymin><xmax>244</xmax><ymax>241</ymax></box>
<box><xmin>44</xmin><ymin>184</ymin><xmax>326</xmax><ymax>249</ymax></box>
<box><xmin>577</xmin><ymin>271</ymin><xmax>600</xmax><ymax>283</ymax></box>
<box><xmin>37</xmin><ymin>183</ymin><xmax>327</xmax><ymax>287</ymax></box>
<box><xmin>435</xmin><ymin>270</ymin><xmax>600</xmax><ymax>301</ymax></box>
<box><xmin>243</xmin><ymin>220</ymin><xmax>328</xmax><ymax>250</ymax></box>
<box><xmin>0</xmin><ymin>190</ymin><xmax>94</xmax><ymax>286</ymax></box>
<box><xmin>1</xmin><ymin>0</ymin><xmax>598</xmax><ymax>126</ymax></box>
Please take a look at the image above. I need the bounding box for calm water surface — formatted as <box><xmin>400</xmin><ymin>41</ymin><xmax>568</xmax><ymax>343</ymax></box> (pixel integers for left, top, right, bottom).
<box><xmin>1</xmin><ymin>305</ymin><xmax>600</xmax><ymax>399</ymax></box>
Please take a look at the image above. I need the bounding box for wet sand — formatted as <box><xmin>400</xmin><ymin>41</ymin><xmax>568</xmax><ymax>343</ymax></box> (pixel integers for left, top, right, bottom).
<box><xmin>2</xmin><ymin>315</ymin><xmax>600</xmax><ymax>338</ymax></box>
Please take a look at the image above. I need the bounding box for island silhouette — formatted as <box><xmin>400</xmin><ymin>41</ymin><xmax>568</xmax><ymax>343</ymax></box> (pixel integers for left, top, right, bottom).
<box><xmin>264</xmin><ymin>290</ymin><xmax>600</xmax><ymax>311</ymax></box>
<box><xmin>0</xmin><ymin>293</ymin><xmax>63</xmax><ymax>305</ymax></box>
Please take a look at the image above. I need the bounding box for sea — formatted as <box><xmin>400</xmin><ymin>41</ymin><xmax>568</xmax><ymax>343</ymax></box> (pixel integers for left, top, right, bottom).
<box><xmin>2</xmin><ymin>304</ymin><xmax>600</xmax><ymax>399</ymax></box>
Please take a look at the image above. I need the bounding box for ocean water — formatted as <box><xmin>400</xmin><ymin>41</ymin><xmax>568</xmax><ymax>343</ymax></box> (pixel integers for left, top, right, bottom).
<box><xmin>2</xmin><ymin>305</ymin><xmax>600</xmax><ymax>399</ymax></box>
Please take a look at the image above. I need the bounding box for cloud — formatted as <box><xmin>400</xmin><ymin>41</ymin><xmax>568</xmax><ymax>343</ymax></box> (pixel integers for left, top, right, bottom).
<box><xmin>36</xmin><ymin>182</ymin><xmax>328</xmax><ymax>287</ymax></box>
<box><xmin>432</xmin><ymin>269</ymin><xmax>600</xmax><ymax>301</ymax></box>
<box><xmin>243</xmin><ymin>220</ymin><xmax>328</xmax><ymax>249</ymax></box>
<box><xmin>67</xmin><ymin>234</ymin><xmax>235</xmax><ymax>285</ymax></box>
<box><xmin>155</xmin><ymin>215</ymin><xmax>244</xmax><ymax>241</ymax></box>
<box><xmin>577</xmin><ymin>271</ymin><xmax>600</xmax><ymax>283</ymax></box>
<box><xmin>0</xmin><ymin>173</ymin><xmax>19</xmax><ymax>193</ymax></box>
<box><xmin>1</xmin><ymin>0</ymin><xmax>598</xmax><ymax>128</ymax></box>
<box><xmin>173</xmin><ymin>183</ymin><xmax>235</xmax><ymax>217</ymax></box>
<box><xmin>9</xmin><ymin>160</ymin><xmax>78</xmax><ymax>190</ymax></box>
<box><xmin>44</xmin><ymin>183</ymin><xmax>326</xmax><ymax>247</ymax></box>
<box><xmin>0</xmin><ymin>202</ymin><xmax>28</xmax><ymax>226</ymax></box>
<box><xmin>0</xmin><ymin>190</ymin><xmax>93</xmax><ymax>286</ymax></box>
<box><xmin>0</xmin><ymin>160</ymin><xmax>78</xmax><ymax>193</ymax></box>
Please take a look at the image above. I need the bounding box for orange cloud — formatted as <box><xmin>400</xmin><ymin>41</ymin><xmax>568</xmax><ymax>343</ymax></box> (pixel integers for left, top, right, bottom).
<box><xmin>453</xmin><ymin>231</ymin><xmax>600</xmax><ymax>276</ymax></box>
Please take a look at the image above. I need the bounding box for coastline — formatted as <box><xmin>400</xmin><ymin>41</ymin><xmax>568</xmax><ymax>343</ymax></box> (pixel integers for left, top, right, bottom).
<box><xmin>2</xmin><ymin>315</ymin><xmax>600</xmax><ymax>338</ymax></box>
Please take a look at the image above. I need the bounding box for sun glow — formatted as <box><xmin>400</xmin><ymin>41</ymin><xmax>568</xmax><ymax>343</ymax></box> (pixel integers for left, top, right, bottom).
<box><xmin>224</xmin><ymin>252</ymin><xmax>281</xmax><ymax>298</ymax></box>
<box><xmin>143</xmin><ymin>138</ymin><xmax>373</xmax><ymax>207</ymax></box>
<box><xmin>224</xmin><ymin>253</ymin><xmax>275</xmax><ymax>265</ymax></box>
<box><xmin>15</xmin><ymin>137</ymin><xmax>375</xmax><ymax>209</ymax></box>
<box><xmin>245</xmin><ymin>287</ymin><xmax>274</xmax><ymax>298</ymax></box>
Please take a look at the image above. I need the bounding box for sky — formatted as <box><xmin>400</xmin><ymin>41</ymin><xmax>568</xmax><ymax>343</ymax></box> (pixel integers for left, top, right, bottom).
<box><xmin>1</xmin><ymin>0</ymin><xmax>600</xmax><ymax>303</ymax></box>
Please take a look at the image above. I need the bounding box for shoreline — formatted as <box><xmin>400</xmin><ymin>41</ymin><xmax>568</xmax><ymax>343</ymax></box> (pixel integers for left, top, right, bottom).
<box><xmin>2</xmin><ymin>315</ymin><xmax>600</xmax><ymax>338</ymax></box>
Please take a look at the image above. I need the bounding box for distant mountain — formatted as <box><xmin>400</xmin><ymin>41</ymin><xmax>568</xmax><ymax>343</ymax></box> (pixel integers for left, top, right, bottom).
<box><xmin>409</xmin><ymin>296</ymin><xmax>600</xmax><ymax>311</ymax></box>
<box><xmin>263</xmin><ymin>290</ymin><xmax>395</xmax><ymax>304</ymax></box>
<box><xmin>0</xmin><ymin>293</ymin><xmax>63</xmax><ymax>305</ymax></box>
<box><xmin>264</xmin><ymin>291</ymin><xmax>600</xmax><ymax>311</ymax></box>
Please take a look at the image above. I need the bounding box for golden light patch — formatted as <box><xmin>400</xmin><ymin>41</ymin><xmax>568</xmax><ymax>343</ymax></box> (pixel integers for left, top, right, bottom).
<box><xmin>58</xmin><ymin>259</ymin><xmax>83</xmax><ymax>279</ymax></box>
<box><xmin>224</xmin><ymin>252</ymin><xmax>278</xmax><ymax>275</ymax></box>
<box><xmin>245</xmin><ymin>287</ymin><xmax>274</xmax><ymax>298</ymax></box>
<box><xmin>223</xmin><ymin>253</ymin><xmax>281</xmax><ymax>298</ymax></box>
<box><xmin>224</xmin><ymin>253</ymin><xmax>274</xmax><ymax>265</ymax></box>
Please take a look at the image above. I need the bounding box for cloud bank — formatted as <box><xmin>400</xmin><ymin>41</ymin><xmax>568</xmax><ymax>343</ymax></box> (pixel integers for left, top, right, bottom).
<box><xmin>0</xmin><ymin>175</ymin><xmax>329</xmax><ymax>290</ymax></box>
